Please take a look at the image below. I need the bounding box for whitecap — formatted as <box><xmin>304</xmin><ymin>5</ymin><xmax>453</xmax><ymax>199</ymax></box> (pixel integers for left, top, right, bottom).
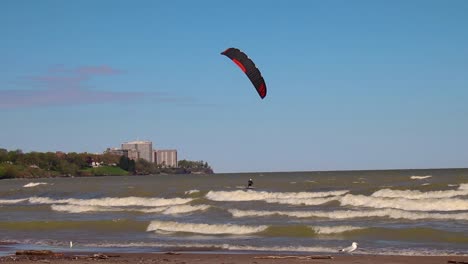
<box><xmin>340</xmin><ymin>194</ymin><xmax>468</xmax><ymax>211</ymax></box>
<box><xmin>228</xmin><ymin>208</ymin><xmax>468</xmax><ymax>221</ymax></box>
<box><xmin>410</xmin><ymin>175</ymin><xmax>432</xmax><ymax>180</ymax></box>
<box><xmin>205</xmin><ymin>190</ymin><xmax>348</xmax><ymax>202</ymax></box>
<box><xmin>371</xmin><ymin>184</ymin><xmax>468</xmax><ymax>199</ymax></box>
<box><xmin>23</xmin><ymin>182</ymin><xmax>48</xmax><ymax>188</ymax></box>
<box><xmin>146</xmin><ymin>220</ymin><xmax>267</xmax><ymax>235</ymax></box>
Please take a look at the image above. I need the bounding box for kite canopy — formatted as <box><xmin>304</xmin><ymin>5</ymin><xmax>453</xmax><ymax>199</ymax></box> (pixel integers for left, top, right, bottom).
<box><xmin>221</xmin><ymin>48</ymin><xmax>267</xmax><ymax>99</ymax></box>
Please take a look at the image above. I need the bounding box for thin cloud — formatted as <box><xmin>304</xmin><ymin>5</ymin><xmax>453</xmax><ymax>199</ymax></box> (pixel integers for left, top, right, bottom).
<box><xmin>0</xmin><ymin>65</ymin><xmax>192</xmax><ymax>109</ymax></box>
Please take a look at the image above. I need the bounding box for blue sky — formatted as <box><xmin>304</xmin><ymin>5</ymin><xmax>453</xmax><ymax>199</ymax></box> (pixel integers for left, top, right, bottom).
<box><xmin>1</xmin><ymin>0</ymin><xmax>467</xmax><ymax>173</ymax></box>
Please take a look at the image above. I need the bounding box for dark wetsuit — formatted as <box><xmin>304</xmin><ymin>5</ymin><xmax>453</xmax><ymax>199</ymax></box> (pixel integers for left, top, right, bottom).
<box><xmin>248</xmin><ymin>179</ymin><xmax>253</xmax><ymax>188</ymax></box>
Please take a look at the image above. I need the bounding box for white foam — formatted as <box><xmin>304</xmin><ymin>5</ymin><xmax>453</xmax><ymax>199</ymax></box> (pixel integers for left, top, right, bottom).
<box><xmin>410</xmin><ymin>175</ymin><xmax>432</xmax><ymax>180</ymax></box>
<box><xmin>159</xmin><ymin>204</ymin><xmax>210</xmax><ymax>215</ymax></box>
<box><xmin>146</xmin><ymin>220</ymin><xmax>267</xmax><ymax>235</ymax></box>
<box><xmin>372</xmin><ymin>184</ymin><xmax>468</xmax><ymax>199</ymax></box>
<box><xmin>228</xmin><ymin>208</ymin><xmax>468</xmax><ymax>220</ymax></box>
<box><xmin>340</xmin><ymin>194</ymin><xmax>468</xmax><ymax>211</ymax></box>
<box><xmin>0</xmin><ymin>198</ymin><xmax>28</xmax><ymax>204</ymax></box>
<box><xmin>264</xmin><ymin>197</ymin><xmax>336</xmax><ymax>206</ymax></box>
<box><xmin>23</xmin><ymin>182</ymin><xmax>48</xmax><ymax>188</ymax></box>
<box><xmin>87</xmin><ymin>241</ymin><xmax>337</xmax><ymax>253</ymax></box>
<box><xmin>51</xmin><ymin>203</ymin><xmax>209</xmax><ymax>215</ymax></box>
<box><xmin>313</xmin><ymin>225</ymin><xmax>364</xmax><ymax>234</ymax></box>
<box><xmin>88</xmin><ymin>241</ymin><xmax>464</xmax><ymax>256</ymax></box>
<box><xmin>51</xmin><ymin>204</ymin><xmax>116</xmax><ymax>213</ymax></box>
<box><xmin>29</xmin><ymin>196</ymin><xmax>192</xmax><ymax>207</ymax></box>
<box><xmin>184</xmin><ymin>190</ymin><xmax>200</xmax><ymax>195</ymax></box>
<box><xmin>205</xmin><ymin>190</ymin><xmax>348</xmax><ymax>202</ymax></box>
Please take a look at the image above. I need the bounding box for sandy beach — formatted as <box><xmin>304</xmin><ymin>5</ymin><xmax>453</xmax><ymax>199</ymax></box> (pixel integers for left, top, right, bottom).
<box><xmin>1</xmin><ymin>252</ymin><xmax>467</xmax><ymax>264</ymax></box>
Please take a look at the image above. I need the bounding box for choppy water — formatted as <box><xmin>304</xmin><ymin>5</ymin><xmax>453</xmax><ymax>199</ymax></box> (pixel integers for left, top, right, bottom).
<box><xmin>0</xmin><ymin>169</ymin><xmax>467</xmax><ymax>256</ymax></box>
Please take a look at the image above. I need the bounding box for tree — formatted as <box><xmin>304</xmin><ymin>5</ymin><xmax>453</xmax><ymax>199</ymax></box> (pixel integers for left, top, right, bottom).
<box><xmin>118</xmin><ymin>156</ymin><xmax>130</xmax><ymax>171</ymax></box>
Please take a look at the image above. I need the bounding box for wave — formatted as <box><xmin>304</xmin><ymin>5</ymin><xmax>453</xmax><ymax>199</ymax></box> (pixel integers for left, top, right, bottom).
<box><xmin>372</xmin><ymin>184</ymin><xmax>468</xmax><ymax>199</ymax></box>
<box><xmin>184</xmin><ymin>190</ymin><xmax>200</xmax><ymax>195</ymax></box>
<box><xmin>23</xmin><ymin>182</ymin><xmax>48</xmax><ymax>188</ymax></box>
<box><xmin>86</xmin><ymin>241</ymin><xmax>338</xmax><ymax>254</ymax></box>
<box><xmin>313</xmin><ymin>225</ymin><xmax>364</xmax><ymax>234</ymax></box>
<box><xmin>263</xmin><ymin>225</ymin><xmax>468</xmax><ymax>243</ymax></box>
<box><xmin>52</xmin><ymin>204</ymin><xmax>210</xmax><ymax>215</ymax></box>
<box><xmin>0</xmin><ymin>198</ymin><xmax>28</xmax><ymax>204</ymax></box>
<box><xmin>29</xmin><ymin>196</ymin><xmax>193</xmax><ymax>207</ymax></box>
<box><xmin>410</xmin><ymin>175</ymin><xmax>432</xmax><ymax>180</ymax></box>
<box><xmin>205</xmin><ymin>190</ymin><xmax>348</xmax><ymax>202</ymax></box>
<box><xmin>146</xmin><ymin>220</ymin><xmax>267</xmax><ymax>235</ymax></box>
<box><xmin>51</xmin><ymin>204</ymin><xmax>116</xmax><ymax>213</ymax></box>
<box><xmin>228</xmin><ymin>208</ymin><xmax>468</xmax><ymax>221</ymax></box>
<box><xmin>340</xmin><ymin>194</ymin><xmax>468</xmax><ymax>211</ymax></box>
<box><xmin>265</xmin><ymin>197</ymin><xmax>336</xmax><ymax>206</ymax></box>
<box><xmin>83</xmin><ymin>241</ymin><xmax>466</xmax><ymax>256</ymax></box>
<box><xmin>142</xmin><ymin>204</ymin><xmax>210</xmax><ymax>215</ymax></box>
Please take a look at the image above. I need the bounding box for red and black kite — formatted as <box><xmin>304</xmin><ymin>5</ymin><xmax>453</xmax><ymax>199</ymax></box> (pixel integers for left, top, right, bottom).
<box><xmin>221</xmin><ymin>48</ymin><xmax>267</xmax><ymax>99</ymax></box>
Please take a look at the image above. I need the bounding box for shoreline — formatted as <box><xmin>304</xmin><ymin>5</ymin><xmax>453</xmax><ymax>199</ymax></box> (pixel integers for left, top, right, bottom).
<box><xmin>0</xmin><ymin>251</ymin><xmax>467</xmax><ymax>264</ymax></box>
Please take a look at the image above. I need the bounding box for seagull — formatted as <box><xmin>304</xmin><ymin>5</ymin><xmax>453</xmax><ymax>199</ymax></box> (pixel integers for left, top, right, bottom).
<box><xmin>339</xmin><ymin>242</ymin><xmax>358</xmax><ymax>253</ymax></box>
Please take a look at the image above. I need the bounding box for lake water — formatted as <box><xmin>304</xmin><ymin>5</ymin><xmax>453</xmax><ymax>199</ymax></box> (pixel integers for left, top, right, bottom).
<box><xmin>0</xmin><ymin>168</ymin><xmax>467</xmax><ymax>256</ymax></box>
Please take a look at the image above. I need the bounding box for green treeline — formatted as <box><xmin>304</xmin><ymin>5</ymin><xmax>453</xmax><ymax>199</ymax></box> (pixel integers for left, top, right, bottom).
<box><xmin>0</xmin><ymin>148</ymin><xmax>213</xmax><ymax>179</ymax></box>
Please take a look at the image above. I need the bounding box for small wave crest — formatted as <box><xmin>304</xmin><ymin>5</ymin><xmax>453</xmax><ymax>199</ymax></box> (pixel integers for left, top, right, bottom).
<box><xmin>0</xmin><ymin>198</ymin><xmax>28</xmax><ymax>204</ymax></box>
<box><xmin>184</xmin><ymin>190</ymin><xmax>200</xmax><ymax>195</ymax></box>
<box><xmin>410</xmin><ymin>175</ymin><xmax>432</xmax><ymax>180</ymax></box>
<box><xmin>23</xmin><ymin>182</ymin><xmax>48</xmax><ymax>188</ymax></box>
<box><xmin>29</xmin><ymin>196</ymin><xmax>193</xmax><ymax>207</ymax></box>
<box><xmin>313</xmin><ymin>225</ymin><xmax>364</xmax><ymax>234</ymax></box>
<box><xmin>146</xmin><ymin>220</ymin><xmax>267</xmax><ymax>235</ymax></box>
<box><xmin>372</xmin><ymin>184</ymin><xmax>468</xmax><ymax>199</ymax></box>
<box><xmin>205</xmin><ymin>190</ymin><xmax>348</xmax><ymax>203</ymax></box>
<box><xmin>228</xmin><ymin>208</ymin><xmax>468</xmax><ymax>220</ymax></box>
<box><xmin>52</xmin><ymin>204</ymin><xmax>209</xmax><ymax>215</ymax></box>
<box><xmin>340</xmin><ymin>194</ymin><xmax>468</xmax><ymax>211</ymax></box>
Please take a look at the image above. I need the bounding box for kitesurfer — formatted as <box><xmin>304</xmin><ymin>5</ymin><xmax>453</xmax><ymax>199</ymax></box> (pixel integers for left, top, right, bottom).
<box><xmin>247</xmin><ymin>178</ymin><xmax>253</xmax><ymax>188</ymax></box>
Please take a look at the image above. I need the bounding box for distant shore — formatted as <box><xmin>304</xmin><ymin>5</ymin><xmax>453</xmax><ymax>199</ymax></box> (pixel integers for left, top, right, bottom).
<box><xmin>1</xmin><ymin>252</ymin><xmax>467</xmax><ymax>264</ymax></box>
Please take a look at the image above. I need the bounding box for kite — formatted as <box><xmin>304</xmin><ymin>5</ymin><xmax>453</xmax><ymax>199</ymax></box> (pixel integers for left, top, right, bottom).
<box><xmin>221</xmin><ymin>48</ymin><xmax>267</xmax><ymax>99</ymax></box>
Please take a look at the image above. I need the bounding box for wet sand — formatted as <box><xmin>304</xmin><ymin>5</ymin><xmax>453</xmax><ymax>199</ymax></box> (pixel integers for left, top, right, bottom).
<box><xmin>0</xmin><ymin>252</ymin><xmax>467</xmax><ymax>264</ymax></box>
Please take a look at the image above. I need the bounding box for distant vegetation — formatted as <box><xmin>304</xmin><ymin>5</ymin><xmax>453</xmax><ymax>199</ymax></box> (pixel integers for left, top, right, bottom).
<box><xmin>0</xmin><ymin>148</ymin><xmax>213</xmax><ymax>179</ymax></box>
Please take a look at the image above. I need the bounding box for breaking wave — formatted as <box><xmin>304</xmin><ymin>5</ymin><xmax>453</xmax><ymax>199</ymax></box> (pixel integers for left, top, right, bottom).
<box><xmin>339</xmin><ymin>194</ymin><xmax>468</xmax><ymax>211</ymax></box>
<box><xmin>51</xmin><ymin>204</ymin><xmax>209</xmax><ymax>215</ymax></box>
<box><xmin>205</xmin><ymin>190</ymin><xmax>348</xmax><ymax>203</ymax></box>
<box><xmin>410</xmin><ymin>175</ymin><xmax>432</xmax><ymax>180</ymax></box>
<box><xmin>228</xmin><ymin>208</ymin><xmax>468</xmax><ymax>220</ymax></box>
<box><xmin>0</xmin><ymin>198</ymin><xmax>28</xmax><ymax>204</ymax></box>
<box><xmin>146</xmin><ymin>220</ymin><xmax>267</xmax><ymax>235</ymax></box>
<box><xmin>29</xmin><ymin>196</ymin><xmax>193</xmax><ymax>207</ymax></box>
<box><xmin>372</xmin><ymin>184</ymin><xmax>468</xmax><ymax>199</ymax></box>
<box><xmin>23</xmin><ymin>182</ymin><xmax>48</xmax><ymax>188</ymax></box>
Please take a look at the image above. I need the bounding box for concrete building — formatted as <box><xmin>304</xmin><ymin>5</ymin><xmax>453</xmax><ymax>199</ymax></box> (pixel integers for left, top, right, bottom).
<box><xmin>154</xmin><ymin>149</ymin><xmax>177</xmax><ymax>167</ymax></box>
<box><xmin>104</xmin><ymin>148</ymin><xmax>128</xmax><ymax>157</ymax></box>
<box><xmin>121</xmin><ymin>141</ymin><xmax>153</xmax><ymax>162</ymax></box>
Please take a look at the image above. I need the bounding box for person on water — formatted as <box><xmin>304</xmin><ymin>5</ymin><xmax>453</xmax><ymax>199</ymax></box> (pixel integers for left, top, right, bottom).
<box><xmin>247</xmin><ymin>178</ymin><xmax>253</xmax><ymax>188</ymax></box>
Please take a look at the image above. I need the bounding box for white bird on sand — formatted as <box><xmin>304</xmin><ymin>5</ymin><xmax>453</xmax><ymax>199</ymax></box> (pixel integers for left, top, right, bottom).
<box><xmin>339</xmin><ymin>242</ymin><xmax>358</xmax><ymax>253</ymax></box>
<box><xmin>70</xmin><ymin>241</ymin><xmax>73</xmax><ymax>248</ymax></box>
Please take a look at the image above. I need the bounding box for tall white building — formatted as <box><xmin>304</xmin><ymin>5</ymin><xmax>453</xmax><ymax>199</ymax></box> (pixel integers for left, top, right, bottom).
<box><xmin>154</xmin><ymin>149</ymin><xmax>177</xmax><ymax>167</ymax></box>
<box><xmin>121</xmin><ymin>141</ymin><xmax>153</xmax><ymax>162</ymax></box>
